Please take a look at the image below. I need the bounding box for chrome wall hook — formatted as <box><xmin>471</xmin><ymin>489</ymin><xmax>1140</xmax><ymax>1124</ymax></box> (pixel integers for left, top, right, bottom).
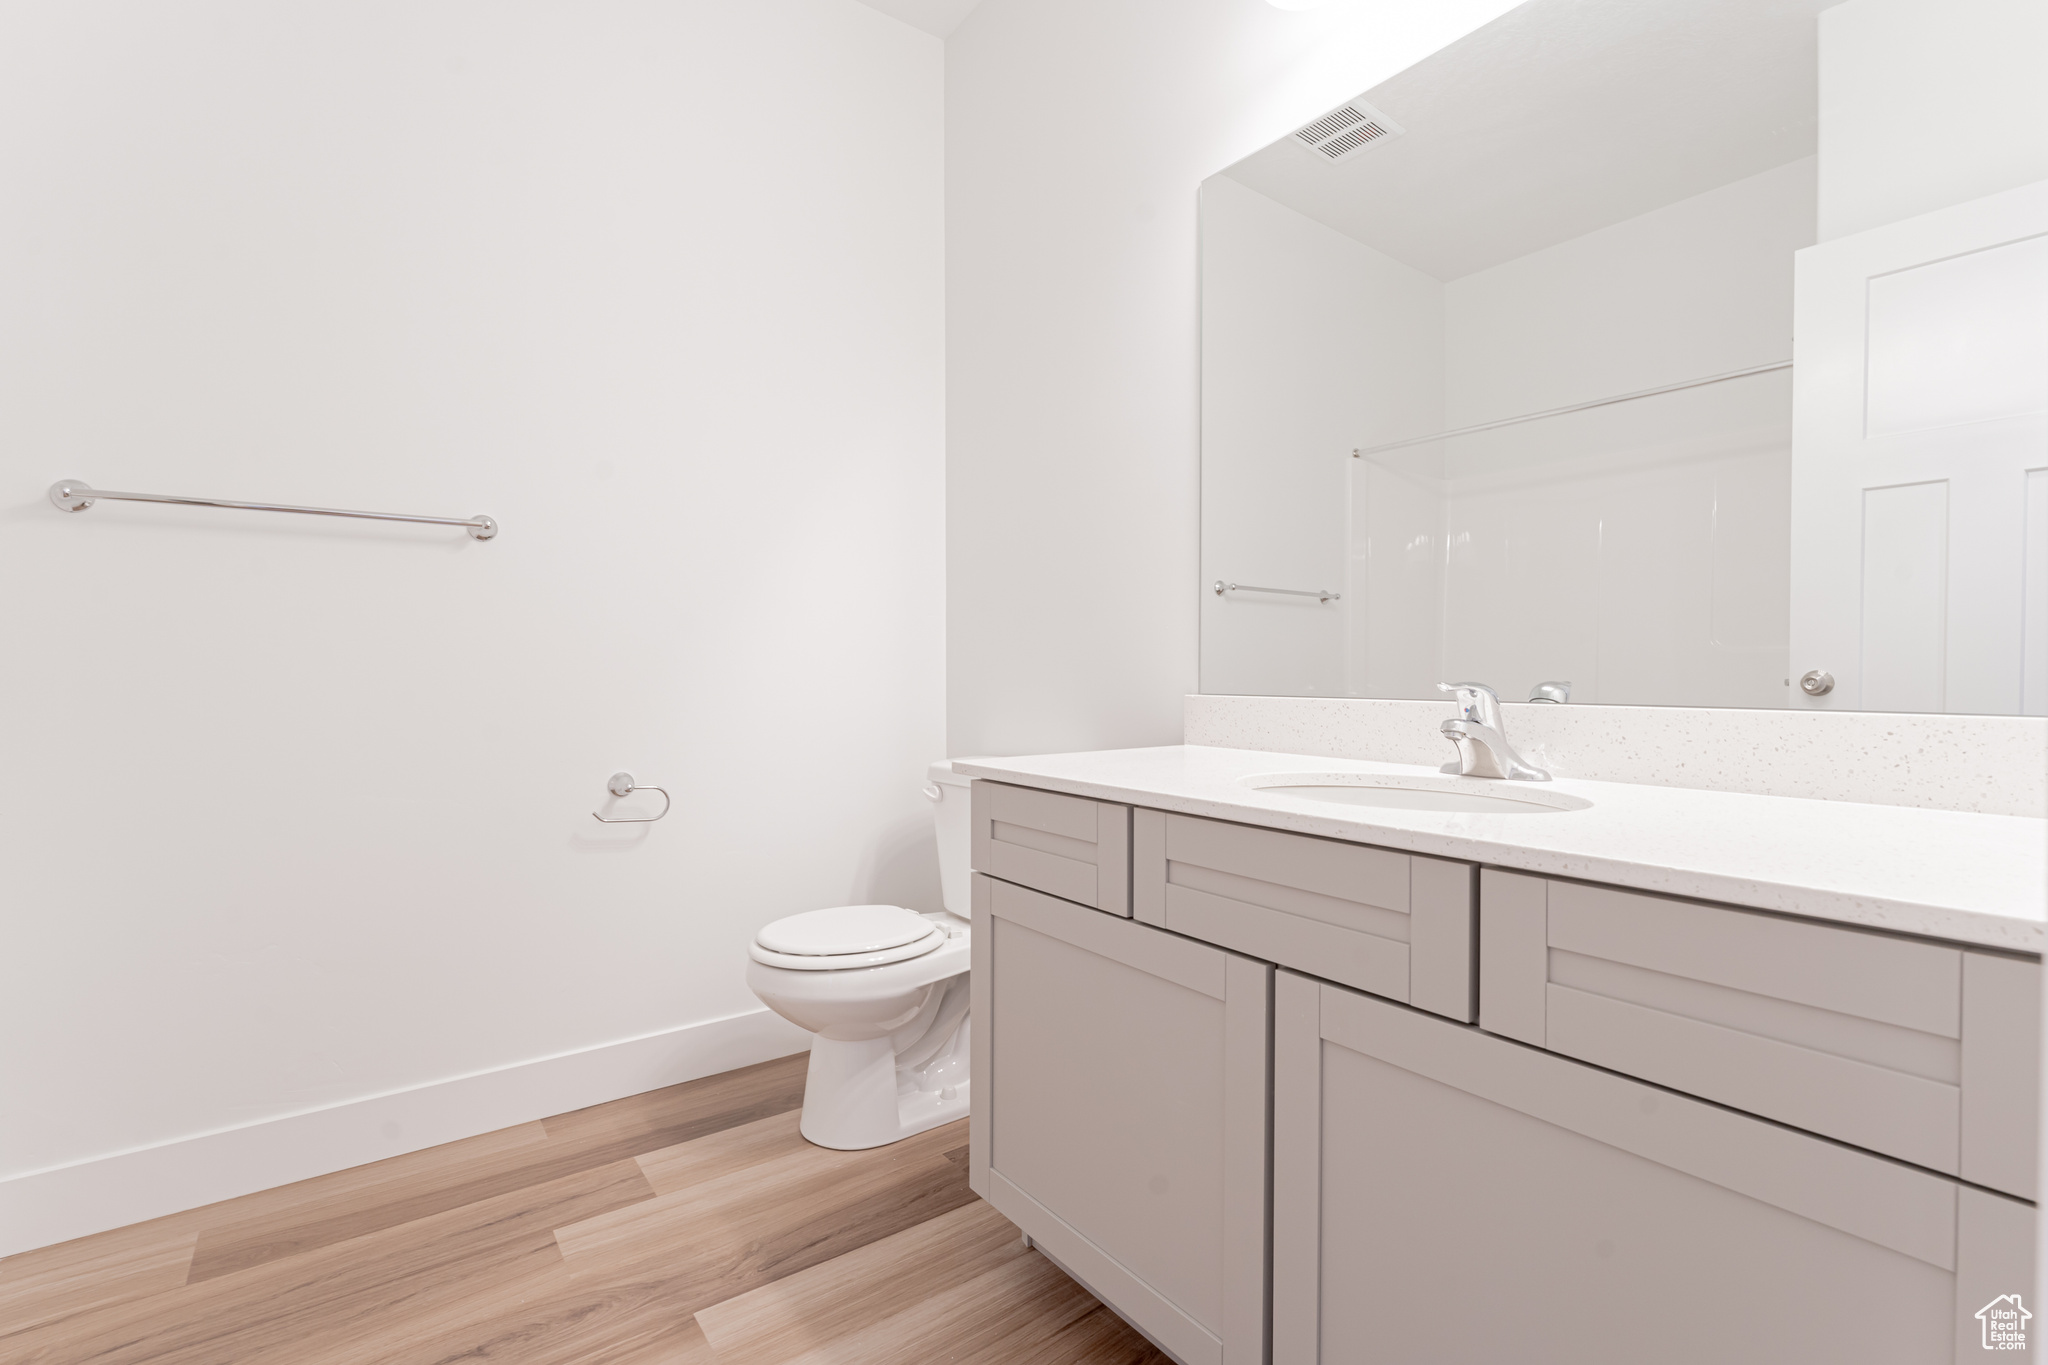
<box><xmin>592</xmin><ymin>772</ymin><xmax>671</xmax><ymax>823</ymax></box>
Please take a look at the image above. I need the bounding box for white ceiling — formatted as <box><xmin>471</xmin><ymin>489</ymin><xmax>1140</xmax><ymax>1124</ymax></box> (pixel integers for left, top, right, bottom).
<box><xmin>854</xmin><ymin>0</ymin><xmax>984</xmax><ymax>38</ymax></box>
<box><xmin>1220</xmin><ymin>0</ymin><xmax>1829</xmax><ymax>281</ymax></box>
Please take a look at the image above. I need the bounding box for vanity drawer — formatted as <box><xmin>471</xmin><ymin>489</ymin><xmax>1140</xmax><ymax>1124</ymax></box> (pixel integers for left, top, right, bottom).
<box><xmin>971</xmin><ymin>781</ymin><xmax>1132</xmax><ymax>916</ymax></box>
<box><xmin>1133</xmin><ymin>810</ymin><xmax>1477</xmax><ymax>1022</ymax></box>
<box><xmin>1480</xmin><ymin>871</ymin><xmax>2041</xmax><ymax>1196</ymax></box>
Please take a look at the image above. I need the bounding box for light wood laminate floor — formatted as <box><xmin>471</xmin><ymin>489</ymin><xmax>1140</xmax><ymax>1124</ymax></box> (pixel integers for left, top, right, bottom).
<box><xmin>1</xmin><ymin>1055</ymin><xmax>1170</xmax><ymax>1364</ymax></box>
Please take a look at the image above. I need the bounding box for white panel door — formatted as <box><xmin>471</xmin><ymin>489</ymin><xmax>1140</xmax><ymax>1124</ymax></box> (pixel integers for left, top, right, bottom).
<box><xmin>1790</xmin><ymin>177</ymin><xmax>2048</xmax><ymax>713</ymax></box>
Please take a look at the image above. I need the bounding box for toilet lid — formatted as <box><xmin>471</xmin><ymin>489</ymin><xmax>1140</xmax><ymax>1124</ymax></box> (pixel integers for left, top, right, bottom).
<box><xmin>755</xmin><ymin>904</ymin><xmax>934</xmax><ymax>957</ymax></box>
<box><xmin>748</xmin><ymin>927</ymin><xmax>948</xmax><ymax>971</ymax></box>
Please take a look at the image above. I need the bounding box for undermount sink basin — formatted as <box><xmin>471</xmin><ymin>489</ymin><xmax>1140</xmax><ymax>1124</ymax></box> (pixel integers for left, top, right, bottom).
<box><xmin>1243</xmin><ymin>772</ymin><xmax>1592</xmax><ymax>815</ymax></box>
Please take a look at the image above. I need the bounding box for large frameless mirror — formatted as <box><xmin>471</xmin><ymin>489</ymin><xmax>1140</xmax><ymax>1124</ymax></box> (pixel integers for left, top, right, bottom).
<box><xmin>1200</xmin><ymin>0</ymin><xmax>2048</xmax><ymax>713</ymax></box>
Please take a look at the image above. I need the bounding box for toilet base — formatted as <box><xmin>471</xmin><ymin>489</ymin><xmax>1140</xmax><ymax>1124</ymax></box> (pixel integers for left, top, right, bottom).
<box><xmin>798</xmin><ymin>1010</ymin><xmax>971</xmax><ymax>1151</ymax></box>
<box><xmin>890</xmin><ymin>1074</ymin><xmax>971</xmax><ymax>1141</ymax></box>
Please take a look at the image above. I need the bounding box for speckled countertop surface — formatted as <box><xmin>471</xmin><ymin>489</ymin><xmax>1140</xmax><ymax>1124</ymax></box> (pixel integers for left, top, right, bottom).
<box><xmin>954</xmin><ymin>745</ymin><xmax>2048</xmax><ymax>953</ymax></box>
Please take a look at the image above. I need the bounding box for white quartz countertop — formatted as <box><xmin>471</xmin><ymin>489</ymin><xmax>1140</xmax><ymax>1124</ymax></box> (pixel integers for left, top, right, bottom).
<box><xmin>953</xmin><ymin>745</ymin><xmax>2048</xmax><ymax>952</ymax></box>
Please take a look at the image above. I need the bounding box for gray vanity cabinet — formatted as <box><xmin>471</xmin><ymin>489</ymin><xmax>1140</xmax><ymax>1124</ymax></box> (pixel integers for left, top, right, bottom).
<box><xmin>969</xmin><ymin>872</ymin><xmax>1270</xmax><ymax>1365</ymax></box>
<box><xmin>1480</xmin><ymin>871</ymin><xmax>2042</xmax><ymax>1198</ymax></box>
<box><xmin>968</xmin><ymin>776</ymin><xmax>2039</xmax><ymax>1363</ymax></box>
<box><xmin>1273</xmin><ymin>970</ymin><xmax>2036</xmax><ymax>1364</ymax></box>
<box><xmin>1133</xmin><ymin>809</ymin><xmax>1478</xmax><ymax>1021</ymax></box>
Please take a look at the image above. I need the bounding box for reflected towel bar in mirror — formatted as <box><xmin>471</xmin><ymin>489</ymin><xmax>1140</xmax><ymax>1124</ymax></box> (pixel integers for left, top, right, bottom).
<box><xmin>1349</xmin><ymin>359</ymin><xmax>1792</xmax><ymax>460</ymax></box>
<box><xmin>48</xmin><ymin>479</ymin><xmax>498</xmax><ymax>540</ymax></box>
<box><xmin>1214</xmin><ymin>581</ymin><xmax>1341</xmax><ymax>602</ymax></box>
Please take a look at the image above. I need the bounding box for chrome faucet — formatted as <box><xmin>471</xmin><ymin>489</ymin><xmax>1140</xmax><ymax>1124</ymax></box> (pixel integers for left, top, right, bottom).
<box><xmin>1437</xmin><ymin>682</ymin><xmax>1551</xmax><ymax>781</ymax></box>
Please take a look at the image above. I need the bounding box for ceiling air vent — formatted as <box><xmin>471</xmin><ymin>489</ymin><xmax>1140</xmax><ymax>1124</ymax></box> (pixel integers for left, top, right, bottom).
<box><xmin>1293</xmin><ymin>99</ymin><xmax>1403</xmax><ymax>163</ymax></box>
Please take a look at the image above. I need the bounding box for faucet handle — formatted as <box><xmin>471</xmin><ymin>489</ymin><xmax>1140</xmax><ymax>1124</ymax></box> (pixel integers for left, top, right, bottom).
<box><xmin>1437</xmin><ymin>681</ymin><xmax>1501</xmax><ymax>727</ymax></box>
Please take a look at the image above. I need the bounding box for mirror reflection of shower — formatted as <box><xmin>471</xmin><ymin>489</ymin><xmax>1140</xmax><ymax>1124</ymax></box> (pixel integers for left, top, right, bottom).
<box><xmin>1199</xmin><ymin>0</ymin><xmax>2048</xmax><ymax>716</ymax></box>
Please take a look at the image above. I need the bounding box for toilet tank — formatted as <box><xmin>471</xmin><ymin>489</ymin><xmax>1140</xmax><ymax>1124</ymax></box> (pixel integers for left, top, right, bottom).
<box><xmin>926</xmin><ymin>760</ymin><xmax>979</xmax><ymax>917</ymax></box>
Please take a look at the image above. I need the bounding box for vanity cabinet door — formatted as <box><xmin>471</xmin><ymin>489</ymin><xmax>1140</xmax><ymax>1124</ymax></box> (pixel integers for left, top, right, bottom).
<box><xmin>1272</xmin><ymin>971</ymin><xmax>2034</xmax><ymax>1365</ymax></box>
<box><xmin>971</xmin><ymin>780</ymin><xmax>1132</xmax><ymax>915</ymax></box>
<box><xmin>1133</xmin><ymin>809</ymin><xmax>1477</xmax><ymax>1021</ymax></box>
<box><xmin>970</xmin><ymin>874</ymin><xmax>1270</xmax><ymax>1365</ymax></box>
<box><xmin>1479</xmin><ymin>871</ymin><xmax>2041</xmax><ymax>1196</ymax></box>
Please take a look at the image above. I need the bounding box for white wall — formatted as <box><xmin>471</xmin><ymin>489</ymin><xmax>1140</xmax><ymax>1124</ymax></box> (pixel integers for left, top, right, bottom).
<box><xmin>1443</xmin><ymin>158</ymin><xmax>1816</xmax><ymax>426</ymax></box>
<box><xmin>0</xmin><ymin>0</ymin><xmax>943</xmax><ymax>1251</ymax></box>
<box><xmin>945</xmin><ymin>0</ymin><xmax>1524</xmax><ymax>758</ymax></box>
<box><xmin>1818</xmin><ymin>0</ymin><xmax>2048</xmax><ymax>240</ymax></box>
<box><xmin>1199</xmin><ymin>175</ymin><xmax>1441</xmax><ymax>699</ymax></box>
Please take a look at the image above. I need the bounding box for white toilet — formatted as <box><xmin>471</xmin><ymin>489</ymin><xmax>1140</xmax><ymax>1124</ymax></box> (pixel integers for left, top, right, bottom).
<box><xmin>745</xmin><ymin>760</ymin><xmax>976</xmax><ymax>1150</ymax></box>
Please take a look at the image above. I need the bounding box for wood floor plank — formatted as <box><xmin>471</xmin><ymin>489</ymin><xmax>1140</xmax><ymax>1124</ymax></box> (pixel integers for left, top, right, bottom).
<box><xmin>11</xmin><ymin>1058</ymin><xmax>1165</xmax><ymax>1365</ymax></box>
<box><xmin>634</xmin><ymin>1108</ymin><xmax>817</xmax><ymax>1197</ymax></box>
<box><xmin>943</xmin><ymin>1269</ymin><xmax>1176</xmax><ymax>1365</ymax></box>
<box><xmin>0</xmin><ymin>1225</ymin><xmax>198</xmax><ymax>1339</ymax></box>
<box><xmin>693</xmin><ymin>1199</ymin><xmax>1025</xmax><ymax>1360</ymax></box>
<box><xmin>181</xmin><ymin>1119</ymin><xmax>552</xmax><ymax>1282</ymax></box>
<box><xmin>541</xmin><ymin>1053</ymin><xmax>809</xmax><ymax>1156</ymax></box>
<box><xmin>185</xmin><ymin>1052</ymin><xmax>805</xmax><ymax>1283</ymax></box>
<box><xmin>613</xmin><ymin>1314</ymin><xmax>722</xmax><ymax>1365</ymax></box>
<box><xmin>558</xmin><ymin>1118</ymin><xmax>968</xmax><ymax>1268</ymax></box>
<box><xmin>5</xmin><ymin>1158</ymin><xmax>656</xmax><ymax>1365</ymax></box>
<box><xmin>795</xmin><ymin>1251</ymin><xmax>1164</xmax><ymax>1365</ymax></box>
<box><xmin>634</xmin><ymin>1106</ymin><xmax>970</xmax><ymax>1200</ymax></box>
<box><xmin>556</xmin><ymin>1122</ymin><xmax>974</xmax><ymax>1316</ymax></box>
<box><xmin>718</xmin><ymin>1148</ymin><xmax>979</xmax><ymax>1300</ymax></box>
<box><xmin>695</xmin><ymin>1197</ymin><xmax>1170</xmax><ymax>1365</ymax></box>
<box><xmin>337</xmin><ymin>1122</ymin><xmax>966</xmax><ymax>1365</ymax></box>
<box><xmin>324</xmin><ymin>1256</ymin><xmax>724</xmax><ymax>1365</ymax></box>
<box><xmin>371</xmin><ymin>1111</ymin><xmax>968</xmax><ymax>1365</ymax></box>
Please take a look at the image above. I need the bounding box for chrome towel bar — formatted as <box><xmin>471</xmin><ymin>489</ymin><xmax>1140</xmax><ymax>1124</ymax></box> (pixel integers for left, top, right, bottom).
<box><xmin>48</xmin><ymin>479</ymin><xmax>497</xmax><ymax>540</ymax></box>
<box><xmin>1214</xmin><ymin>580</ymin><xmax>1340</xmax><ymax>602</ymax></box>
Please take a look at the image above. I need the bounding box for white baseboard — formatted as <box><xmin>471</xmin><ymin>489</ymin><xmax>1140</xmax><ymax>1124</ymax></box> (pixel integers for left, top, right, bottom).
<box><xmin>0</xmin><ymin>1008</ymin><xmax>811</xmax><ymax>1259</ymax></box>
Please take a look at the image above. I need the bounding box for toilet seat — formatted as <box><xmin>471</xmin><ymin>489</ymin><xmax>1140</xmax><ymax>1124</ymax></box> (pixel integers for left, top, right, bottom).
<box><xmin>750</xmin><ymin>904</ymin><xmax>948</xmax><ymax>971</ymax></box>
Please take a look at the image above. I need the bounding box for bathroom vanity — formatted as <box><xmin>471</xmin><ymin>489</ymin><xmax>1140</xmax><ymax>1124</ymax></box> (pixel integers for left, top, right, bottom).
<box><xmin>999</xmin><ymin>0</ymin><xmax>2048</xmax><ymax>1353</ymax></box>
<box><xmin>959</xmin><ymin>747</ymin><xmax>2045</xmax><ymax>1365</ymax></box>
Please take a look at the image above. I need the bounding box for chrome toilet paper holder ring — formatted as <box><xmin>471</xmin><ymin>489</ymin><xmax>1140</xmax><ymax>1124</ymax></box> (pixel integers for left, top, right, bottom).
<box><xmin>592</xmin><ymin>772</ymin><xmax>672</xmax><ymax>824</ymax></box>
